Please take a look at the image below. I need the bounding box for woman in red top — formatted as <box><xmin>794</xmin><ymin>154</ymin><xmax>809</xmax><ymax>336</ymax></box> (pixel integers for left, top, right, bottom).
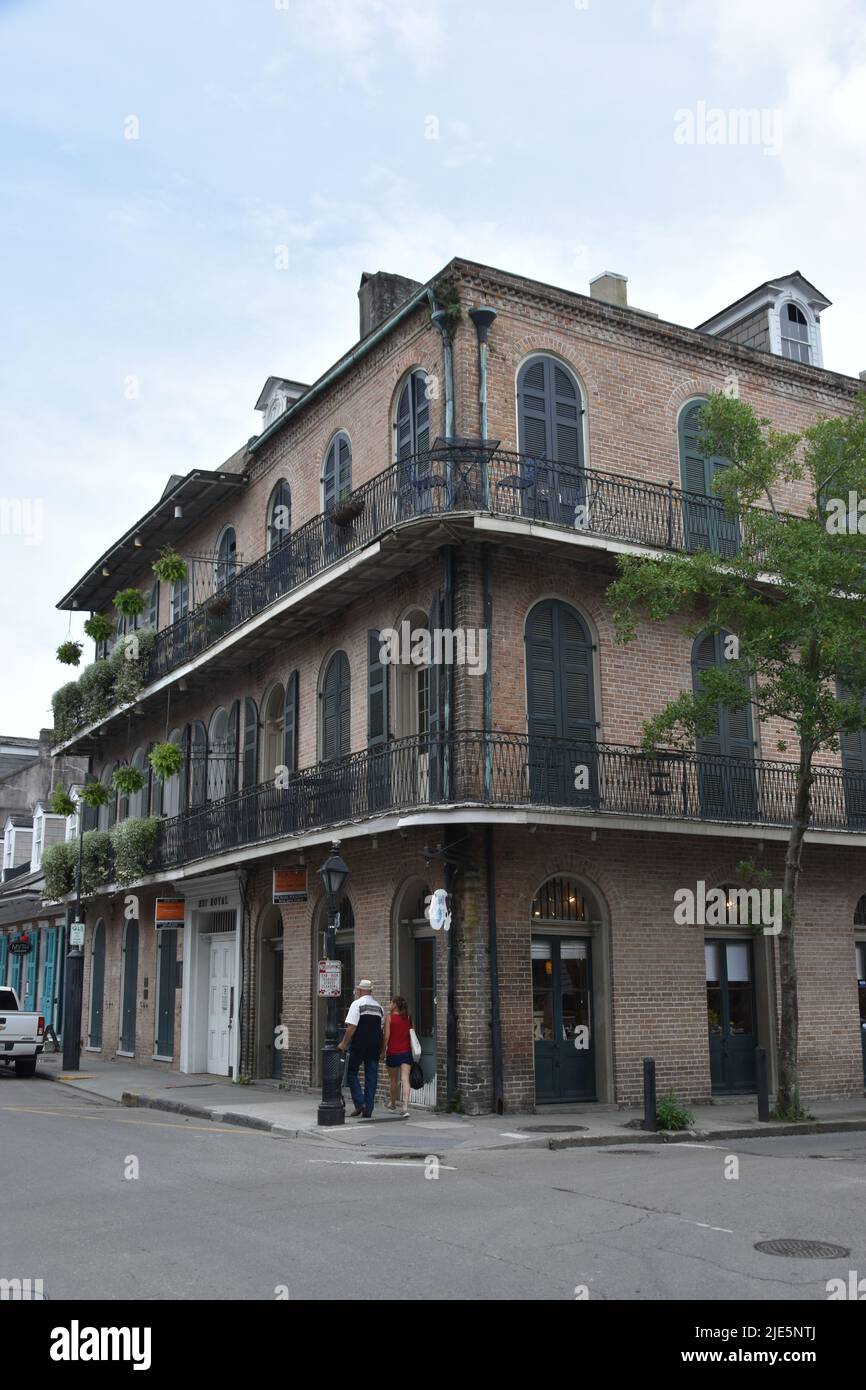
<box><xmin>383</xmin><ymin>995</ymin><xmax>413</xmax><ymax>1118</ymax></box>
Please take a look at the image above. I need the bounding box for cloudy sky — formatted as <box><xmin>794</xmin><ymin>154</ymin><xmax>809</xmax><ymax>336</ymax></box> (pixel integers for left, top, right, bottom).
<box><xmin>1</xmin><ymin>0</ymin><xmax>864</xmax><ymax>735</ymax></box>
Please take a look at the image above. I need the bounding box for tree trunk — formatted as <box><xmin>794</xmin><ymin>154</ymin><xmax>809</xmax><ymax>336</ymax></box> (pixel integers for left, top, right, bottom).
<box><xmin>776</xmin><ymin>741</ymin><xmax>814</xmax><ymax>1116</ymax></box>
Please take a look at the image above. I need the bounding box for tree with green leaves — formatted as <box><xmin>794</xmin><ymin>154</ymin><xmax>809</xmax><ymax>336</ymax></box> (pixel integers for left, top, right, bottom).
<box><xmin>608</xmin><ymin>391</ymin><xmax>866</xmax><ymax>1118</ymax></box>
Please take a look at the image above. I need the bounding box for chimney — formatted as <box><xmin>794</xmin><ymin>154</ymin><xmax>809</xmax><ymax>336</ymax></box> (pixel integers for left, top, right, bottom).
<box><xmin>358</xmin><ymin>271</ymin><xmax>423</xmax><ymax>339</ymax></box>
<box><xmin>589</xmin><ymin>271</ymin><xmax>628</xmax><ymax>308</ymax></box>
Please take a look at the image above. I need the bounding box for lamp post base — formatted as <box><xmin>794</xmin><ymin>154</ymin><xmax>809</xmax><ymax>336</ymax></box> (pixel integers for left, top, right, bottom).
<box><xmin>318</xmin><ymin>1043</ymin><xmax>346</xmax><ymax>1126</ymax></box>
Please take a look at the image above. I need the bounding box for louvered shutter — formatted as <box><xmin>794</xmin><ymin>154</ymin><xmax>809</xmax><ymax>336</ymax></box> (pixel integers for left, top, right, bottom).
<box><xmin>397</xmin><ymin>381</ymin><xmax>413</xmax><ymax>459</ymax></box>
<box><xmin>525</xmin><ymin>600</ymin><xmax>596</xmax><ymax>806</ymax></box>
<box><xmin>526</xmin><ymin>600</ymin><xmax>559</xmax><ymax>741</ymax></box>
<box><xmin>552</xmin><ymin>363</ymin><xmax>581</xmax><ymax>469</ymax></box>
<box><xmin>148</xmin><ymin>582</ymin><xmax>159</xmax><ymax>630</ymax></box>
<box><xmin>692</xmin><ymin>630</ymin><xmax>755</xmax><ymax>818</ymax></box>
<box><xmin>338</xmin><ymin>435</ymin><xmax>352</xmax><ymax>499</ymax></box>
<box><xmin>189</xmin><ymin>722</ymin><xmax>207</xmax><ymax>807</ymax></box>
<box><xmin>517</xmin><ymin>358</ymin><xmax>549</xmax><ymax>459</ymax></box>
<box><xmin>427</xmin><ymin>592</ymin><xmax>443</xmax><ymax>799</ymax></box>
<box><xmin>367</xmin><ymin>631</ymin><xmax>389</xmax><ymax>747</ymax></box>
<box><xmin>559</xmin><ymin>605</ymin><xmax>596</xmax><ymax>742</ymax></box>
<box><xmin>146</xmin><ymin>743</ymin><xmax>162</xmax><ymax>816</ymax></box>
<box><xmin>413</xmin><ymin>372</ymin><xmax>430</xmax><ymax>456</ymax></box>
<box><xmin>283</xmin><ymin>671</ymin><xmax>299</xmax><ymax>773</ymax></box>
<box><xmin>226</xmin><ymin>700</ymin><xmax>240</xmax><ymax>795</ymax></box>
<box><xmin>839</xmin><ymin>682</ymin><xmax>866</xmax><ymax>827</ymax></box>
<box><xmin>322</xmin><ymin>654</ymin><xmax>349</xmax><ymax>762</ymax></box>
<box><xmin>243</xmin><ymin>698</ymin><xmax>258</xmax><ymax>788</ymax></box>
<box><xmin>323</xmin><ymin>440</ymin><xmax>337</xmax><ymax>511</ymax></box>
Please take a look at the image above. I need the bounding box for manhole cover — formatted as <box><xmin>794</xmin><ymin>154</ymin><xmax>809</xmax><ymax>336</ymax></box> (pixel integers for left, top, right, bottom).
<box><xmin>754</xmin><ymin>1239</ymin><xmax>850</xmax><ymax>1259</ymax></box>
<box><xmin>518</xmin><ymin>1124</ymin><xmax>589</xmax><ymax>1134</ymax></box>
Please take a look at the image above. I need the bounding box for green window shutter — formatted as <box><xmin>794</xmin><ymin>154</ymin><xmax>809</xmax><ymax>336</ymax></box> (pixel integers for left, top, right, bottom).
<box><xmin>691</xmin><ymin>631</ymin><xmax>754</xmax><ymax>759</ymax></box>
<box><xmin>226</xmin><ymin>700</ymin><xmax>240</xmax><ymax>795</ymax></box>
<box><xmin>321</xmin><ymin>654</ymin><xmax>349</xmax><ymax>762</ymax></box>
<box><xmin>397</xmin><ymin>381</ymin><xmax>413</xmax><ymax>458</ymax></box>
<box><xmin>283</xmin><ymin>673</ymin><xmax>299</xmax><ymax>773</ymax></box>
<box><xmin>367</xmin><ymin>631</ymin><xmax>389</xmax><ymax>748</ymax></box>
<box><xmin>324</xmin><ymin>436</ymin><xmax>352</xmax><ymax>510</ymax></box>
<box><xmin>243</xmin><ymin>698</ymin><xmax>258</xmax><ymax>788</ymax></box>
<box><xmin>526</xmin><ymin>600</ymin><xmax>595</xmax><ymax>742</ymax></box>
<box><xmin>148</xmin><ymin>582</ymin><xmax>159</xmax><ymax>630</ymax></box>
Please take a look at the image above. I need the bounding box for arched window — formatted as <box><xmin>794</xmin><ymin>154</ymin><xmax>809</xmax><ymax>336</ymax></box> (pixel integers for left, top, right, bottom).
<box><xmin>516</xmin><ymin>356</ymin><xmax>585</xmax><ymax>525</ymax></box>
<box><xmin>678</xmin><ymin>400</ymin><xmax>739</xmax><ymax>555</ymax></box>
<box><xmin>691</xmin><ymin>630</ymin><xmax>756</xmax><ymax>818</ymax></box>
<box><xmin>187</xmin><ymin>720</ymin><xmax>207</xmax><ymax>808</ymax></box>
<box><xmin>260</xmin><ymin>684</ymin><xmax>285</xmax><ymax>782</ymax></box>
<box><xmin>780</xmin><ymin>302</ymin><xmax>811</xmax><ymax>364</ymax></box>
<box><xmin>525</xmin><ymin>599</ymin><xmax>597</xmax><ymax>806</ymax></box>
<box><xmin>207</xmin><ymin>708</ymin><xmax>228</xmax><ymax>802</ymax></box>
<box><xmin>320</xmin><ymin>652</ymin><xmax>351</xmax><ymax>762</ymax></box>
<box><xmin>267</xmin><ymin>480</ymin><xmax>291</xmax><ymax>549</ymax></box>
<box><xmin>215</xmin><ymin>527</ymin><xmax>237</xmax><ymax>591</ymax></box>
<box><xmin>162</xmin><ymin>729</ymin><xmax>184</xmax><ymax>817</ymax></box>
<box><xmin>322</xmin><ymin>433</ymin><xmax>352</xmax><ymax>513</ymax></box>
<box><xmin>395</xmin><ymin>371</ymin><xmax>431</xmax><ymax>460</ymax></box>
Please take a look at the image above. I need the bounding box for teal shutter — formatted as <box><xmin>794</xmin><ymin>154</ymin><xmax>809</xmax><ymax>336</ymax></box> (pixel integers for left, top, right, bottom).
<box><xmin>40</xmin><ymin>926</ymin><xmax>58</xmax><ymax>1025</ymax></box>
<box><xmin>283</xmin><ymin>672</ymin><xmax>299</xmax><ymax>773</ymax></box>
<box><xmin>0</xmin><ymin>933</ymin><xmax>8</xmax><ymax>986</ymax></box>
<box><xmin>23</xmin><ymin>930</ymin><xmax>39</xmax><ymax>1009</ymax></box>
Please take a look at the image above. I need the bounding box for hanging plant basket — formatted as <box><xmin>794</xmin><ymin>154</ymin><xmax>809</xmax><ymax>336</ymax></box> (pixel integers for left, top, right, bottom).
<box><xmin>149</xmin><ymin>741</ymin><xmax>184</xmax><ymax>782</ymax></box>
<box><xmin>114</xmin><ymin>587</ymin><xmax>146</xmax><ymax>619</ymax></box>
<box><xmin>152</xmin><ymin>547</ymin><xmax>188</xmax><ymax>585</ymax></box>
<box><xmin>49</xmin><ymin>787</ymin><xmax>77</xmax><ymax>818</ymax></box>
<box><xmin>330</xmin><ymin>496</ymin><xmax>365</xmax><ymax>526</ymax></box>
<box><xmin>83</xmin><ymin>613</ymin><xmax>114</xmax><ymax>644</ymax></box>
<box><xmin>79</xmin><ymin>780</ymin><xmax>111</xmax><ymax>809</ymax></box>
<box><xmin>206</xmin><ymin>591</ymin><xmax>231</xmax><ymax>616</ymax></box>
<box><xmin>56</xmin><ymin>640</ymin><xmax>84</xmax><ymax>666</ymax></box>
<box><xmin>112</xmin><ymin>765</ymin><xmax>146</xmax><ymax>796</ymax></box>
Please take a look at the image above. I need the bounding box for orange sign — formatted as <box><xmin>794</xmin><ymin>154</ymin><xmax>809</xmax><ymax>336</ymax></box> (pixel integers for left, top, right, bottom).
<box><xmin>155</xmin><ymin>897</ymin><xmax>185</xmax><ymax>926</ymax></box>
<box><xmin>273</xmin><ymin>867</ymin><xmax>307</xmax><ymax>904</ymax></box>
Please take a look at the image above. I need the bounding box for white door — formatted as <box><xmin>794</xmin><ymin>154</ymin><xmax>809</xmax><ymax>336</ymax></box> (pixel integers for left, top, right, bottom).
<box><xmin>207</xmin><ymin>936</ymin><xmax>235</xmax><ymax>1075</ymax></box>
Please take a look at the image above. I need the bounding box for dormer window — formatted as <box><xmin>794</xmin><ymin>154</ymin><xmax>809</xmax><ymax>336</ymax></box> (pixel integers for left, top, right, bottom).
<box><xmin>267</xmin><ymin>396</ymin><xmax>284</xmax><ymax>425</ymax></box>
<box><xmin>780</xmin><ymin>303</ymin><xmax>811</xmax><ymax>364</ymax></box>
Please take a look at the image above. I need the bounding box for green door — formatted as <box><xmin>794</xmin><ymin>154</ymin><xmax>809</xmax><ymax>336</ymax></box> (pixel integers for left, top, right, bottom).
<box><xmin>413</xmin><ymin>937</ymin><xmax>436</xmax><ymax>1086</ymax></box>
<box><xmin>156</xmin><ymin>929</ymin><xmax>177</xmax><ymax>1058</ymax></box>
<box><xmin>120</xmin><ymin>921</ymin><xmax>139</xmax><ymax>1053</ymax></box>
<box><xmin>532</xmin><ymin>938</ymin><xmax>595</xmax><ymax>1102</ymax></box>
<box><xmin>706</xmin><ymin>940</ymin><xmax>757</xmax><ymax>1093</ymax></box>
<box><xmin>270</xmin><ymin>945</ymin><xmax>284</xmax><ymax>1079</ymax></box>
<box><xmin>89</xmin><ymin>921</ymin><xmax>105</xmax><ymax>1049</ymax></box>
<box><xmin>856</xmin><ymin>942</ymin><xmax>866</xmax><ymax>1085</ymax></box>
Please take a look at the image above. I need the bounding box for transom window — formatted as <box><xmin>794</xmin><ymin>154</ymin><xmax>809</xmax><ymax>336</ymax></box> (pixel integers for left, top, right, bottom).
<box><xmin>531</xmin><ymin>877</ymin><xmax>600</xmax><ymax>924</ymax></box>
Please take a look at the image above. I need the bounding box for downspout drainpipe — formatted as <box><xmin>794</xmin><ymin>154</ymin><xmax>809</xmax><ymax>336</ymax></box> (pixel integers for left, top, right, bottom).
<box><xmin>468</xmin><ymin>306</ymin><xmax>497</xmax><ymax>503</ymax></box>
<box><xmin>429</xmin><ymin>302</ymin><xmax>455</xmax><ymax>441</ymax></box>
<box><xmin>443</xmin><ymin>544</ymin><xmax>457</xmax><ymax>1105</ymax></box>
<box><xmin>486</xmin><ymin>823</ymin><xmax>504</xmax><ymax>1114</ymax></box>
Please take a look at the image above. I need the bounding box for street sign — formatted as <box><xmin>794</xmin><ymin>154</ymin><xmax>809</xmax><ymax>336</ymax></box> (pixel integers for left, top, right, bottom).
<box><xmin>9</xmin><ymin>936</ymin><xmax>32</xmax><ymax>956</ymax></box>
<box><xmin>69</xmin><ymin>921</ymin><xmax>85</xmax><ymax>948</ymax></box>
<box><xmin>317</xmin><ymin>958</ymin><xmax>342</xmax><ymax>998</ymax></box>
<box><xmin>273</xmin><ymin>867</ymin><xmax>307</xmax><ymax>904</ymax></box>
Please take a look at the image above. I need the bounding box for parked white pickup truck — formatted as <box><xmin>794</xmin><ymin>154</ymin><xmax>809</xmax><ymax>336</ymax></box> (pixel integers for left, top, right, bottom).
<box><xmin>0</xmin><ymin>987</ymin><xmax>45</xmax><ymax>1077</ymax></box>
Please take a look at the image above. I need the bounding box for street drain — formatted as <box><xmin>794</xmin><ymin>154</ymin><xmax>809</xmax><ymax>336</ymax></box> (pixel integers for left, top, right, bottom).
<box><xmin>605</xmin><ymin>1148</ymin><xmax>658</xmax><ymax>1155</ymax></box>
<box><xmin>754</xmin><ymin>1239</ymin><xmax>850</xmax><ymax>1259</ymax></box>
<box><xmin>518</xmin><ymin>1124</ymin><xmax>588</xmax><ymax>1134</ymax></box>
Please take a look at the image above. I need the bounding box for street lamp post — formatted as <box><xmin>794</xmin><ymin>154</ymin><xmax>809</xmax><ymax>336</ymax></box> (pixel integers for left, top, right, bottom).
<box><xmin>317</xmin><ymin>841</ymin><xmax>349</xmax><ymax>1127</ymax></box>
<box><xmin>61</xmin><ymin>791</ymin><xmax>86</xmax><ymax>1071</ymax></box>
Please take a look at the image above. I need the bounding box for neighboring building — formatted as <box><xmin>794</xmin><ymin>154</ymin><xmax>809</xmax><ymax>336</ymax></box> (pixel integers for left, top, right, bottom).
<box><xmin>48</xmin><ymin>259</ymin><xmax>866</xmax><ymax>1110</ymax></box>
<box><xmin>0</xmin><ymin>731</ymin><xmax>86</xmax><ymax>1031</ymax></box>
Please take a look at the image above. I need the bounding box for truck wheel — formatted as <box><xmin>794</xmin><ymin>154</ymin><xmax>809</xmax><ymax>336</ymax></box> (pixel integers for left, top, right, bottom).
<box><xmin>15</xmin><ymin>1057</ymin><xmax>37</xmax><ymax>1078</ymax></box>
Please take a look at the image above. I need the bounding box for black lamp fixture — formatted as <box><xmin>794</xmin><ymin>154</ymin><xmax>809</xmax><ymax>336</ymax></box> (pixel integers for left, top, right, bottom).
<box><xmin>317</xmin><ymin>841</ymin><xmax>350</xmax><ymax>1127</ymax></box>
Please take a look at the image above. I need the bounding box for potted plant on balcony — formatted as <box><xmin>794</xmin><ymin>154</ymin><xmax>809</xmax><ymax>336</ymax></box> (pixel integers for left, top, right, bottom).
<box><xmin>206</xmin><ymin>590</ymin><xmax>231</xmax><ymax>616</ymax></box>
<box><xmin>114</xmin><ymin>587</ymin><xmax>146</xmax><ymax>620</ymax></box>
<box><xmin>83</xmin><ymin>613</ymin><xmax>115</xmax><ymax>645</ymax></box>
<box><xmin>149</xmin><ymin>741</ymin><xmax>184</xmax><ymax>782</ymax></box>
<box><xmin>52</xmin><ymin>681</ymin><xmax>84</xmax><ymax>742</ymax></box>
<box><xmin>110</xmin><ymin>816</ymin><xmax>159</xmax><ymax>887</ymax></box>
<box><xmin>152</xmin><ymin>547</ymin><xmax>188</xmax><ymax>586</ymax></box>
<box><xmin>56</xmin><ymin>639</ymin><xmax>84</xmax><ymax>666</ymax></box>
<box><xmin>112</xmin><ymin>765</ymin><xmax>146</xmax><ymax>797</ymax></box>
<box><xmin>42</xmin><ymin>842</ymin><xmax>76</xmax><ymax>901</ymax></box>
<box><xmin>330</xmin><ymin>494</ymin><xmax>365</xmax><ymax>526</ymax></box>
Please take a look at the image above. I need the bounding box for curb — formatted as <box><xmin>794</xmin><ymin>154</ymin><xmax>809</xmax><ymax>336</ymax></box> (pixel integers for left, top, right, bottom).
<box><xmin>548</xmin><ymin>1117</ymin><xmax>866</xmax><ymax>1150</ymax></box>
<box><xmin>121</xmin><ymin>1091</ymin><xmax>307</xmax><ymax>1137</ymax></box>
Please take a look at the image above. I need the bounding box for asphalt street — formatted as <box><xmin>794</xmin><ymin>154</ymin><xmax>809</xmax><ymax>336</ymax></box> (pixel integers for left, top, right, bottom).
<box><xmin>4</xmin><ymin>1074</ymin><xmax>866</xmax><ymax>1301</ymax></box>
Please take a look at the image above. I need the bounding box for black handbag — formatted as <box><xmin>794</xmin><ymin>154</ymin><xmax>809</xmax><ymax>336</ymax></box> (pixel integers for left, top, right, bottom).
<box><xmin>409</xmin><ymin>1061</ymin><xmax>425</xmax><ymax>1091</ymax></box>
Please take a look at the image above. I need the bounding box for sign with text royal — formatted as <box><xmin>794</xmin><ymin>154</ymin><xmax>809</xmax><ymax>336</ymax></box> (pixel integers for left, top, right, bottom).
<box><xmin>273</xmin><ymin>866</ymin><xmax>307</xmax><ymax>904</ymax></box>
<box><xmin>155</xmin><ymin>898</ymin><xmax>185</xmax><ymax>928</ymax></box>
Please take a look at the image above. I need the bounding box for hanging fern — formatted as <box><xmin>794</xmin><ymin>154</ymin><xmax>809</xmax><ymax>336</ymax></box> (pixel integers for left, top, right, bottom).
<box><xmin>113</xmin><ymin>587</ymin><xmax>146</xmax><ymax>618</ymax></box>
<box><xmin>152</xmin><ymin>547</ymin><xmax>188</xmax><ymax>585</ymax></box>
<box><xmin>49</xmin><ymin>787</ymin><xmax>77</xmax><ymax>818</ymax></box>
<box><xmin>149</xmin><ymin>741</ymin><xmax>184</xmax><ymax>781</ymax></box>
<box><xmin>112</xmin><ymin>765</ymin><xmax>146</xmax><ymax>796</ymax></box>
<box><xmin>83</xmin><ymin>613</ymin><xmax>114</xmax><ymax>644</ymax></box>
<box><xmin>56</xmin><ymin>639</ymin><xmax>84</xmax><ymax>666</ymax></box>
<box><xmin>79</xmin><ymin>780</ymin><xmax>110</xmax><ymax>809</ymax></box>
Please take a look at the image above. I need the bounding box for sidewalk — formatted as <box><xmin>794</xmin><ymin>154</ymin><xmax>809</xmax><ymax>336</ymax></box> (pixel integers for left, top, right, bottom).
<box><xmin>35</xmin><ymin>1052</ymin><xmax>866</xmax><ymax>1153</ymax></box>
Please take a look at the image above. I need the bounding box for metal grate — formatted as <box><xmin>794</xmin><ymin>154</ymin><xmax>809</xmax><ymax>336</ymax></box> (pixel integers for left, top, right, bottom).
<box><xmin>754</xmin><ymin>1238</ymin><xmax>850</xmax><ymax>1259</ymax></box>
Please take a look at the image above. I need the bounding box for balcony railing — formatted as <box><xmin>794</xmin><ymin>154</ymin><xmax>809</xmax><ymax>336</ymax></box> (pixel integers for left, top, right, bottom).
<box><xmin>143</xmin><ymin>445</ymin><xmax>755</xmax><ymax>686</ymax></box>
<box><xmin>150</xmin><ymin>733</ymin><xmax>866</xmax><ymax>872</ymax></box>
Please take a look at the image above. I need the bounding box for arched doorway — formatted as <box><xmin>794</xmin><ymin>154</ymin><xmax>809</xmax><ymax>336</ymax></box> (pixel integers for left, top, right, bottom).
<box><xmin>531</xmin><ymin>876</ymin><xmax>602</xmax><ymax>1104</ymax></box>
<box><xmin>257</xmin><ymin>906</ymin><xmax>285</xmax><ymax>1079</ymax></box>
<box><xmin>119</xmin><ymin>918</ymin><xmax>139</xmax><ymax>1055</ymax></box>
<box><xmin>392</xmin><ymin>878</ymin><xmax>436</xmax><ymax>1103</ymax></box>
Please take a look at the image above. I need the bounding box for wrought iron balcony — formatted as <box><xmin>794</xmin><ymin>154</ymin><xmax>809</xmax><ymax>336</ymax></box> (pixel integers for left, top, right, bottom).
<box><xmin>150</xmin><ymin>733</ymin><xmax>866</xmax><ymax>873</ymax></box>
<box><xmin>142</xmin><ymin>445</ymin><xmax>752</xmax><ymax>686</ymax></box>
